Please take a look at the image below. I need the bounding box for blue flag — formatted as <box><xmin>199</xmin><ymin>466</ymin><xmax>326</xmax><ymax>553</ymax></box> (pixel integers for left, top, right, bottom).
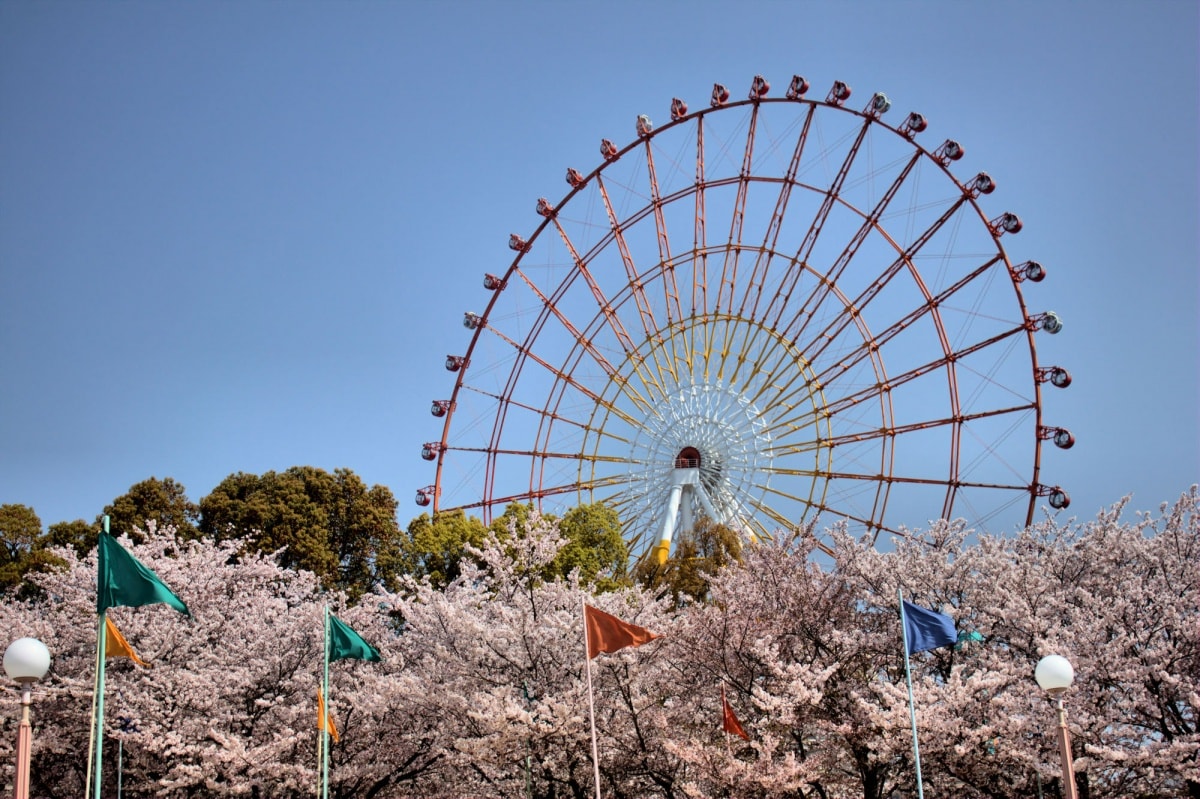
<box><xmin>901</xmin><ymin>600</ymin><xmax>957</xmax><ymax>654</ymax></box>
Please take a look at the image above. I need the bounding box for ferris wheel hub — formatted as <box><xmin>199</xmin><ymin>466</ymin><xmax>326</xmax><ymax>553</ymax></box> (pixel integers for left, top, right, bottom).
<box><xmin>630</xmin><ymin>378</ymin><xmax>774</xmax><ymax>557</ymax></box>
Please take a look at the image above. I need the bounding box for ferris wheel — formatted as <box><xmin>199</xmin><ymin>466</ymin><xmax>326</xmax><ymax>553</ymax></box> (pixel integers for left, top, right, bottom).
<box><xmin>418</xmin><ymin>75</ymin><xmax>1072</xmax><ymax>563</ymax></box>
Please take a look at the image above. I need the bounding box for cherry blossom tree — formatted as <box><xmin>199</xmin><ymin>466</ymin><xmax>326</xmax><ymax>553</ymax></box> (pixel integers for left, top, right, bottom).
<box><xmin>842</xmin><ymin>492</ymin><xmax>1199</xmax><ymax>799</ymax></box>
<box><xmin>0</xmin><ymin>489</ymin><xmax>1194</xmax><ymax>799</ymax></box>
<box><xmin>378</xmin><ymin>510</ymin><xmax>672</xmax><ymax>799</ymax></box>
<box><xmin>0</xmin><ymin>523</ymin><xmax>400</xmax><ymax>798</ymax></box>
<box><xmin>660</xmin><ymin>489</ymin><xmax>1198</xmax><ymax>799</ymax></box>
<box><xmin>658</xmin><ymin>525</ymin><xmax>908</xmax><ymax>799</ymax></box>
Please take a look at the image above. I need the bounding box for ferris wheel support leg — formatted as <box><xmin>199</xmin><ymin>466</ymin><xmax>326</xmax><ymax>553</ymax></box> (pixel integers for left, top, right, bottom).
<box><xmin>654</xmin><ymin>483</ymin><xmax>685</xmax><ymax>565</ymax></box>
<box><xmin>679</xmin><ymin>486</ymin><xmax>694</xmax><ymax>541</ymax></box>
<box><xmin>693</xmin><ymin>482</ymin><xmax>722</xmax><ymax>528</ymax></box>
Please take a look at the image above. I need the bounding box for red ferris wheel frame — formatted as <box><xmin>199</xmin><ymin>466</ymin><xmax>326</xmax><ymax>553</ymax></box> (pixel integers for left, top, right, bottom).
<box><xmin>419</xmin><ymin>75</ymin><xmax>1072</xmax><ymax>559</ymax></box>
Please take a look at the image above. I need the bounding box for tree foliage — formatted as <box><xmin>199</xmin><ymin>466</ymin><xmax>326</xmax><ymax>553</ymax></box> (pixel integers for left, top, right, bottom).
<box><xmin>553</xmin><ymin>502</ymin><xmax>628</xmax><ymax>588</ymax></box>
<box><xmin>101</xmin><ymin>476</ymin><xmax>199</xmax><ymax>541</ymax></box>
<box><xmin>636</xmin><ymin>515</ymin><xmax>742</xmax><ymax>605</ymax></box>
<box><xmin>44</xmin><ymin>519</ymin><xmax>99</xmax><ymax>558</ymax></box>
<box><xmin>0</xmin><ymin>503</ymin><xmax>65</xmax><ymax>593</ymax></box>
<box><xmin>0</xmin><ymin>489</ymin><xmax>1195</xmax><ymax>799</ymax></box>
<box><xmin>198</xmin><ymin>466</ymin><xmax>403</xmax><ymax>599</ymax></box>
<box><xmin>2</xmin><ymin>476</ymin><xmax>199</xmax><ymax>592</ymax></box>
<box><xmin>401</xmin><ymin>508</ymin><xmax>488</xmax><ymax>589</ymax></box>
<box><xmin>0</xmin><ymin>522</ymin><xmax>397</xmax><ymax>798</ymax></box>
<box><xmin>403</xmin><ymin>502</ymin><xmax>627</xmax><ymax>591</ymax></box>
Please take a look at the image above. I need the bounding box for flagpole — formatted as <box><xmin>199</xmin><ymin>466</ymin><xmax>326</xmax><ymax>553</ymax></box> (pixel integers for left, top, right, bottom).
<box><xmin>90</xmin><ymin>514</ymin><xmax>114</xmax><ymax>799</ymax></box>
<box><xmin>899</xmin><ymin>588</ymin><xmax>926</xmax><ymax>799</ymax></box>
<box><xmin>316</xmin><ymin>687</ymin><xmax>323</xmax><ymax>799</ymax></box>
<box><xmin>582</xmin><ymin>600</ymin><xmax>603</xmax><ymax>799</ymax></box>
<box><xmin>322</xmin><ymin>605</ymin><xmax>332</xmax><ymax>799</ymax></box>
<box><xmin>84</xmin><ymin>613</ymin><xmax>103</xmax><ymax>799</ymax></box>
<box><xmin>92</xmin><ymin>612</ymin><xmax>109</xmax><ymax>799</ymax></box>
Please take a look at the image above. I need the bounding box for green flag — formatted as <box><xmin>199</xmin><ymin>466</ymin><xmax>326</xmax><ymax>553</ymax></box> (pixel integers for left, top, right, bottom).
<box><xmin>328</xmin><ymin>613</ymin><xmax>380</xmax><ymax>662</ymax></box>
<box><xmin>96</xmin><ymin>533</ymin><xmax>189</xmax><ymax>616</ymax></box>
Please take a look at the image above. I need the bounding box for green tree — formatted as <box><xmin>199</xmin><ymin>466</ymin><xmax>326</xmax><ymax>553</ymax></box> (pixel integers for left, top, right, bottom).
<box><xmin>403</xmin><ymin>509</ymin><xmax>489</xmax><ymax>589</ymax></box>
<box><xmin>403</xmin><ymin>502</ymin><xmax>627</xmax><ymax>591</ymax></box>
<box><xmin>487</xmin><ymin>502</ymin><xmax>535</xmax><ymax>537</ymax></box>
<box><xmin>101</xmin><ymin>476</ymin><xmax>199</xmax><ymax>541</ymax></box>
<box><xmin>0</xmin><ymin>503</ymin><xmax>41</xmax><ymax>559</ymax></box>
<box><xmin>552</xmin><ymin>502</ymin><xmax>628</xmax><ymax>588</ymax></box>
<box><xmin>198</xmin><ymin>466</ymin><xmax>403</xmax><ymax>599</ymax></box>
<box><xmin>481</xmin><ymin>501</ymin><xmax>629</xmax><ymax>589</ymax></box>
<box><xmin>635</xmin><ymin>515</ymin><xmax>742</xmax><ymax>605</ymax></box>
<box><xmin>0</xmin><ymin>504</ymin><xmax>65</xmax><ymax>593</ymax></box>
<box><xmin>45</xmin><ymin>519</ymin><xmax>99</xmax><ymax>557</ymax></box>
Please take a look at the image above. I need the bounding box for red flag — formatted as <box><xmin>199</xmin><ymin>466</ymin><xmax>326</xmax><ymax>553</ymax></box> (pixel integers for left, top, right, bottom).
<box><xmin>722</xmin><ymin>684</ymin><xmax>750</xmax><ymax>741</ymax></box>
<box><xmin>584</xmin><ymin>604</ymin><xmax>659</xmax><ymax>659</ymax></box>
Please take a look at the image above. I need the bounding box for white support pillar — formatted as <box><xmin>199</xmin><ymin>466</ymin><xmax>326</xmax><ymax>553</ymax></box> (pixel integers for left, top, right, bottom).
<box><xmin>679</xmin><ymin>485</ymin><xmax>694</xmax><ymax>540</ymax></box>
<box><xmin>654</xmin><ymin>467</ymin><xmax>704</xmax><ymax>565</ymax></box>
<box><xmin>653</xmin><ymin>481</ymin><xmax>685</xmax><ymax>565</ymax></box>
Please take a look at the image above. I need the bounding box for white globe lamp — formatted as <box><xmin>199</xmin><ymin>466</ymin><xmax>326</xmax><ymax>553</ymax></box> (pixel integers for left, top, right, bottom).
<box><xmin>1035</xmin><ymin>653</ymin><xmax>1074</xmax><ymax>695</ymax></box>
<box><xmin>4</xmin><ymin>637</ymin><xmax>51</xmax><ymax>684</ymax></box>
<box><xmin>4</xmin><ymin>636</ymin><xmax>50</xmax><ymax>799</ymax></box>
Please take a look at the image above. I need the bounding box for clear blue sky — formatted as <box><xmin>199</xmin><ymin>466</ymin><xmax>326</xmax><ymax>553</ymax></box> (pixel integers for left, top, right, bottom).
<box><xmin>2</xmin><ymin>1</ymin><xmax>1196</xmax><ymax>532</ymax></box>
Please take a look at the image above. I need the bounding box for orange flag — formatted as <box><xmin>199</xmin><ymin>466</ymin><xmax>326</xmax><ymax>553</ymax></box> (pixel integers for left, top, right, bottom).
<box><xmin>722</xmin><ymin>684</ymin><xmax>750</xmax><ymax>741</ymax></box>
<box><xmin>105</xmin><ymin>617</ymin><xmax>150</xmax><ymax>667</ymax></box>
<box><xmin>317</xmin><ymin>687</ymin><xmax>340</xmax><ymax>744</ymax></box>
<box><xmin>584</xmin><ymin>604</ymin><xmax>659</xmax><ymax>659</ymax></box>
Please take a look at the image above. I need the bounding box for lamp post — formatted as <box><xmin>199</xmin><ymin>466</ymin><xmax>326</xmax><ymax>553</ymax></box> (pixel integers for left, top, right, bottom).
<box><xmin>1035</xmin><ymin>654</ymin><xmax>1078</xmax><ymax>799</ymax></box>
<box><xmin>4</xmin><ymin>637</ymin><xmax>51</xmax><ymax>799</ymax></box>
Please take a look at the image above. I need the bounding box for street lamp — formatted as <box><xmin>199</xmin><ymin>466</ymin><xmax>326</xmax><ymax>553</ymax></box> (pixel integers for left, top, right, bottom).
<box><xmin>1035</xmin><ymin>654</ymin><xmax>1078</xmax><ymax>799</ymax></box>
<box><xmin>4</xmin><ymin>637</ymin><xmax>51</xmax><ymax>799</ymax></box>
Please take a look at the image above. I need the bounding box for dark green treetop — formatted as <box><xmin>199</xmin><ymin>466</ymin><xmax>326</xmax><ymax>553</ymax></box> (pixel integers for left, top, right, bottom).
<box><xmin>199</xmin><ymin>466</ymin><xmax>403</xmax><ymax>600</ymax></box>
<box><xmin>101</xmin><ymin>476</ymin><xmax>200</xmax><ymax>542</ymax></box>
